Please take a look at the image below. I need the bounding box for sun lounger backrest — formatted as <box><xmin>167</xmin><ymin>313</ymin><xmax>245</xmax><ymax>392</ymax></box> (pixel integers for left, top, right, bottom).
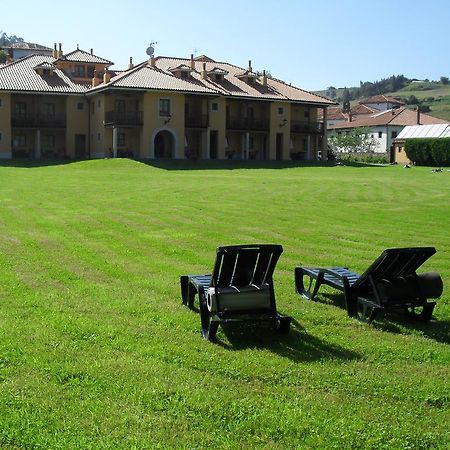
<box><xmin>354</xmin><ymin>247</ymin><xmax>436</xmax><ymax>290</ymax></box>
<box><xmin>213</xmin><ymin>244</ymin><xmax>283</xmax><ymax>288</ymax></box>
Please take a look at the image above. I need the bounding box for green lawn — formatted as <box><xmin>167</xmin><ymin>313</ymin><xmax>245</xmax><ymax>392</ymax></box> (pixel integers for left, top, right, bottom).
<box><xmin>0</xmin><ymin>159</ymin><xmax>449</xmax><ymax>449</ymax></box>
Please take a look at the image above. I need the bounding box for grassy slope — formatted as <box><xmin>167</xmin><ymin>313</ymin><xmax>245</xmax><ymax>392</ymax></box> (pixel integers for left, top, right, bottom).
<box><xmin>0</xmin><ymin>159</ymin><xmax>449</xmax><ymax>449</ymax></box>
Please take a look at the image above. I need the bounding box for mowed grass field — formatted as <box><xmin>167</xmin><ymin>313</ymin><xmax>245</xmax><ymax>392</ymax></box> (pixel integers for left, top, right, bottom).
<box><xmin>0</xmin><ymin>159</ymin><xmax>449</xmax><ymax>449</ymax></box>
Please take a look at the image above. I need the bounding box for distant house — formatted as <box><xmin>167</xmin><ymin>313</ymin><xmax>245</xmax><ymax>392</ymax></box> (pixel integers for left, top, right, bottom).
<box><xmin>393</xmin><ymin>124</ymin><xmax>450</xmax><ymax>164</ymax></box>
<box><xmin>322</xmin><ymin>95</ymin><xmax>405</xmax><ymax>128</ymax></box>
<box><xmin>1</xmin><ymin>41</ymin><xmax>52</xmax><ymax>60</ymax></box>
<box><xmin>328</xmin><ymin>107</ymin><xmax>448</xmax><ymax>154</ymax></box>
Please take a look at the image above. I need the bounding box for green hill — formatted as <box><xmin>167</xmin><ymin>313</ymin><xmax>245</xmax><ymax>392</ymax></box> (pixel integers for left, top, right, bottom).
<box><xmin>316</xmin><ymin>80</ymin><xmax>450</xmax><ymax>121</ymax></box>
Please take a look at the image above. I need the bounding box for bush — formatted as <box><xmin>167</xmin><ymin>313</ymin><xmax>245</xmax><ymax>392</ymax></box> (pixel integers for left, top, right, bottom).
<box><xmin>405</xmin><ymin>138</ymin><xmax>450</xmax><ymax>166</ymax></box>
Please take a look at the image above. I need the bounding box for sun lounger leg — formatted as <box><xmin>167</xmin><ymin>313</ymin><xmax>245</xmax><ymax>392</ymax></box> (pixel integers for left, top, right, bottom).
<box><xmin>180</xmin><ymin>276</ymin><xmax>197</xmax><ymax>309</ymax></box>
<box><xmin>198</xmin><ymin>286</ymin><xmax>219</xmax><ymax>340</ymax></box>
<box><xmin>295</xmin><ymin>268</ymin><xmax>324</xmax><ymax>301</ymax></box>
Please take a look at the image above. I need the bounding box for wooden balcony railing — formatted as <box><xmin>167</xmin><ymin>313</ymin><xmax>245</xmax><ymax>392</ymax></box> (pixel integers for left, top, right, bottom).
<box><xmin>290</xmin><ymin>121</ymin><xmax>324</xmax><ymax>134</ymax></box>
<box><xmin>105</xmin><ymin>111</ymin><xmax>143</xmax><ymax>126</ymax></box>
<box><xmin>185</xmin><ymin>114</ymin><xmax>208</xmax><ymax>128</ymax></box>
<box><xmin>226</xmin><ymin>117</ymin><xmax>270</xmax><ymax>131</ymax></box>
<box><xmin>12</xmin><ymin>113</ymin><xmax>66</xmax><ymax>128</ymax></box>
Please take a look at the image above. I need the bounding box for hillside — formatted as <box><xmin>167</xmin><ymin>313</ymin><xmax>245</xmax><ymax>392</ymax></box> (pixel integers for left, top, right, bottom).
<box><xmin>317</xmin><ymin>80</ymin><xmax>450</xmax><ymax>121</ymax></box>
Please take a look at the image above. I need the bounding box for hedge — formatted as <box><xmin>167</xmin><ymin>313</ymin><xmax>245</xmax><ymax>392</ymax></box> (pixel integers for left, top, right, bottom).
<box><xmin>405</xmin><ymin>138</ymin><xmax>450</xmax><ymax>166</ymax></box>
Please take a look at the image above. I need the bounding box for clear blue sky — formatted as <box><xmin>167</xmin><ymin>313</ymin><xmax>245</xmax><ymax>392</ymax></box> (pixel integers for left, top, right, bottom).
<box><xmin>4</xmin><ymin>0</ymin><xmax>450</xmax><ymax>91</ymax></box>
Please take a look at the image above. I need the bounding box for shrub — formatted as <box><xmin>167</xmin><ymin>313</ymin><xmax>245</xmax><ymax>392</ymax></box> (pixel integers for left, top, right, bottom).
<box><xmin>405</xmin><ymin>138</ymin><xmax>450</xmax><ymax>166</ymax></box>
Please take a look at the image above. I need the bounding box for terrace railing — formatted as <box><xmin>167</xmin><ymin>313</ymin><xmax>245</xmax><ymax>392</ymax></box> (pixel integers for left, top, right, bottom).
<box><xmin>104</xmin><ymin>111</ymin><xmax>143</xmax><ymax>126</ymax></box>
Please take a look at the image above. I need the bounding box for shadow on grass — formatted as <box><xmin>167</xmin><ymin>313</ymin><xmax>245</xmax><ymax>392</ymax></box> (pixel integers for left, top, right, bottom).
<box><xmin>215</xmin><ymin>317</ymin><xmax>361</xmax><ymax>362</ymax></box>
<box><xmin>0</xmin><ymin>158</ymin><xmax>387</xmax><ymax>170</ymax></box>
<box><xmin>312</xmin><ymin>292</ymin><xmax>449</xmax><ymax>344</ymax></box>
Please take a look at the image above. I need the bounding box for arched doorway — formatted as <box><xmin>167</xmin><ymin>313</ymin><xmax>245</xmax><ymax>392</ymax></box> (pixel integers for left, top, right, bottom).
<box><xmin>154</xmin><ymin>130</ymin><xmax>174</xmax><ymax>159</ymax></box>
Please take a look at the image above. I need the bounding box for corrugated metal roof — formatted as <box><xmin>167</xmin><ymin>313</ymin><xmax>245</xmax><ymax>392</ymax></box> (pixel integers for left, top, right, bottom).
<box><xmin>0</xmin><ymin>55</ymin><xmax>88</xmax><ymax>93</ymax></box>
<box><xmin>396</xmin><ymin>124</ymin><xmax>450</xmax><ymax>139</ymax></box>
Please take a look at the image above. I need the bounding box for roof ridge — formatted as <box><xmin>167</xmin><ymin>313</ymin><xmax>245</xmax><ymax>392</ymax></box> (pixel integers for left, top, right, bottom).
<box><xmin>270</xmin><ymin>77</ymin><xmax>337</xmax><ymax>104</ymax></box>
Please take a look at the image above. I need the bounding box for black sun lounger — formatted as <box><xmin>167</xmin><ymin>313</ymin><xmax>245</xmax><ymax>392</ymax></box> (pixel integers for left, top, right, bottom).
<box><xmin>295</xmin><ymin>247</ymin><xmax>443</xmax><ymax>323</ymax></box>
<box><xmin>180</xmin><ymin>244</ymin><xmax>291</xmax><ymax>340</ymax></box>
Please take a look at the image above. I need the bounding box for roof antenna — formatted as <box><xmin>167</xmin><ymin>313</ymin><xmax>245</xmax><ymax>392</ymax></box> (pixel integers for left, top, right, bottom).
<box><xmin>77</xmin><ymin>43</ymin><xmax>79</xmax><ymax>50</ymax></box>
<box><xmin>146</xmin><ymin>40</ymin><xmax>159</xmax><ymax>57</ymax></box>
<box><xmin>194</xmin><ymin>47</ymin><xmax>199</xmax><ymax>57</ymax></box>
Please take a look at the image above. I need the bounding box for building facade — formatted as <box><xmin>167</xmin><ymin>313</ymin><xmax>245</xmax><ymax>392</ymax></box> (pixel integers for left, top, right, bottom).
<box><xmin>0</xmin><ymin>45</ymin><xmax>335</xmax><ymax>161</ymax></box>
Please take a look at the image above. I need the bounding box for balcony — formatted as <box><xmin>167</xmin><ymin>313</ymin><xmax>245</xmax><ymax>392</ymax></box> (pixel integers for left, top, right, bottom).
<box><xmin>12</xmin><ymin>113</ymin><xmax>66</xmax><ymax>128</ymax></box>
<box><xmin>226</xmin><ymin>117</ymin><xmax>270</xmax><ymax>131</ymax></box>
<box><xmin>290</xmin><ymin>121</ymin><xmax>324</xmax><ymax>134</ymax></box>
<box><xmin>105</xmin><ymin>111</ymin><xmax>143</xmax><ymax>126</ymax></box>
<box><xmin>185</xmin><ymin>114</ymin><xmax>208</xmax><ymax>128</ymax></box>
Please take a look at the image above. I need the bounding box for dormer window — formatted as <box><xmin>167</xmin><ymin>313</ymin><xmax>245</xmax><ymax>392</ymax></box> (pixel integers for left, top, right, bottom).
<box><xmin>33</xmin><ymin>62</ymin><xmax>56</xmax><ymax>77</ymax></box>
<box><xmin>207</xmin><ymin>67</ymin><xmax>229</xmax><ymax>82</ymax></box>
<box><xmin>168</xmin><ymin>64</ymin><xmax>193</xmax><ymax>79</ymax></box>
<box><xmin>235</xmin><ymin>69</ymin><xmax>258</xmax><ymax>85</ymax></box>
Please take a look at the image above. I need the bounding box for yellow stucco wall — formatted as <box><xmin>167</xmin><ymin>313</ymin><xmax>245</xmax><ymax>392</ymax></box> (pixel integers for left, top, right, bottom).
<box><xmin>65</xmin><ymin>96</ymin><xmax>89</xmax><ymax>158</ymax></box>
<box><xmin>269</xmin><ymin>102</ymin><xmax>291</xmax><ymax>160</ymax></box>
<box><xmin>0</xmin><ymin>93</ymin><xmax>12</xmax><ymax>158</ymax></box>
<box><xmin>141</xmin><ymin>91</ymin><xmax>186</xmax><ymax>158</ymax></box>
<box><xmin>209</xmin><ymin>97</ymin><xmax>227</xmax><ymax>159</ymax></box>
<box><xmin>394</xmin><ymin>143</ymin><xmax>412</xmax><ymax>164</ymax></box>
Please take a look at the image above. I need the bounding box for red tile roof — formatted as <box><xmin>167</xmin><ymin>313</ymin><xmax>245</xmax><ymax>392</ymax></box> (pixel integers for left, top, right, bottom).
<box><xmin>360</xmin><ymin>95</ymin><xmax>405</xmax><ymax>106</ymax></box>
<box><xmin>0</xmin><ymin>54</ymin><xmax>88</xmax><ymax>93</ymax></box>
<box><xmin>56</xmin><ymin>49</ymin><xmax>112</xmax><ymax>65</ymax></box>
<box><xmin>329</xmin><ymin>107</ymin><xmax>449</xmax><ymax>130</ymax></box>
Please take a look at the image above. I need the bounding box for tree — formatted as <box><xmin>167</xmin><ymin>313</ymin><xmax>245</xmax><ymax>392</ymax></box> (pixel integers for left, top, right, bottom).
<box><xmin>0</xmin><ymin>49</ymin><xmax>8</xmax><ymax>63</ymax></box>
<box><xmin>329</xmin><ymin>127</ymin><xmax>377</xmax><ymax>153</ymax></box>
<box><xmin>440</xmin><ymin>76</ymin><xmax>449</xmax><ymax>85</ymax></box>
<box><xmin>407</xmin><ymin>95</ymin><xmax>419</xmax><ymax>105</ymax></box>
<box><xmin>342</xmin><ymin>88</ymin><xmax>351</xmax><ymax>112</ymax></box>
<box><xmin>326</xmin><ymin>86</ymin><xmax>337</xmax><ymax>99</ymax></box>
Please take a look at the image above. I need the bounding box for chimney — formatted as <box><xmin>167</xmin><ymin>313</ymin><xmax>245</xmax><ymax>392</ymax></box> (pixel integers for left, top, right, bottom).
<box><xmin>150</xmin><ymin>54</ymin><xmax>156</xmax><ymax>67</ymax></box>
<box><xmin>90</xmin><ymin>48</ymin><xmax>93</xmax><ymax>55</ymax></box>
<box><xmin>128</xmin><ymin>57</ymin><xmax>134</xmax><ymax>70</ymax></box>
<box><xmin>53</xmin><ymin>43</ymin><xmax>57</xmax><ymax>59</ymax></box>
<box><xmin>201</xmin><ymin>62</ymin><xmax>207</xmax><ymax>80</ymax></box>
<box><xmin>58</xmin><ymin>43</ymin><xmax>63</xmax><ymax>58</ymax></box>
<box><xmin>391</xmin><ymin>109</ymin><xmax>395</xmax><ymax>115</ymax></box>
<box><xmin>248</xmin><ymin>60</ymin><xmax>252</xmax><ymax>72</ymax></box>
<box><xmin>92</xmin><ymin>71</ymin><xmax>100</xmax><ymax>87</ymax></box>
<box><xmin>190</xmin><ymin>54</ymin><xmax>195</xmax><ymax>70</ymax></box>
<box><xmin>262</xmin><ymin>70</ymin><xmax>267</xmax><ymax>86</ymax></box>
<box><xmin>417</xmin><ymin>107</ymin><xmax>421</xmax><ymax>124</ymax></box>
<box><xmin>103</xmin><ymin>71</ymin><xmax>111</xmax><ymax>84</ymax></box>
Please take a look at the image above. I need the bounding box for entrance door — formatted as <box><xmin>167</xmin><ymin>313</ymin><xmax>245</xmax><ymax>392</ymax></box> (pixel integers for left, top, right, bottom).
<box><xmin>276</xmin><ymin>133</ymin><xmax>283</xmax><ymax>160</ymax></box>
<box><xmin>210</xmin><ymin>130</ymin><xmax>218</xmax><ymax>159</ymax></box>
<box><xmin>75</xmin><ymin>134</ymin><xmax>86</xmax><ymax>159</ymax></box>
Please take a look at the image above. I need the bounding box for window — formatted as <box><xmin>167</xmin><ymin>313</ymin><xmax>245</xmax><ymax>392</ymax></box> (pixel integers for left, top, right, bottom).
<box><xmin>42</xmin><ymin>135</ymin><xmax>55</xmax><ymax>148</ymax></box>
<box><xmin>304</xmin><ymin>110</ymin><xmax>310</xmax><ymax>119</ymax></box>
<box><xmin>91</xmin><ymin>103</ymin><xmax>95</xmax><ymax>114</ymax></box>
<box><xmin>14</xmin><ymin>102</ymin><xmax>27</xmax><ymax>118</ymax></box>
<box><xmin>0</xmin><ymin>131</ymin><xmax>2</xmax><ymax>142</ymax></box>
<box><xmin>378</xmin><ymin>131</ymin><xmax>383</xmax><ymax>138</ymax></box>
<box><xmin>115</xmin><ymin>100</ymin><xmax>125</xmax><ymax>112</ymax></box>
<box><xmin>14</xmin><ymin>135</ymin><xmax>27</xmax><ymax>147</ymax></box>
<box><xmin>97</xmin><ymin>133</ymin><xmax>101</xmax><ymax>142</ymax></box>
<box><xmin>391</xmin><ymin>131</ymin><xmax>397</xmax><ymax>139</ymax></box>
<box><xmin>180</xmin><ymin>71</ymin><xmax>188</xmax><ymax>80</ymax></box>
<box><xmin>97</xmin><ymin>100</ymin><xmax>101</xmax><ymax>108</ymax></box>
<box><xmin>74</xmin><ymin>65</ymin><xmax>86</xmax><ymax>77</ymax></box>
<box><xmin>277</xmin><ymin>107</ymin><xmax>284</xmax><ymax>115</ymax></box>
<box><xmin>43</xmin><ymin>69</ymin><xmax>51</xmax><ymax>76</ymax></box>
<box><xmin>0</xmin><ymin>97</ymin><xmax>3</xmax><ymax>108</ymax></box>
<box><xmin>87</xmin><ymin>66</ymin><xmax>95</xmax><ymax>78</ymax></box>
<box><xmin>42</xmin><ymin>103</ymin><xmax>55</xmax><ymax>117</ymax></box>
<box><xmin>211</xmin><ymin>102</ymin><xmax>218</xmax><ymax>112</ymax></box>
<box><xmin>159</xmin><ymin>98</ymin><xmax>171</xmax><ymax>117</ymax></box>
<box><xmin>117</xmin><ymin>133</ymin><xmax>125</xmax><ymax>146</ymax></box>
<box><xmin>77</xmin><ymin>102</ymin><xmax>84</xmax><ymax>111</ymax></box>
<box><xmin>249</xmin><ymin>136</ymin><xmax>254</xmax><ymax>150</ymax></box>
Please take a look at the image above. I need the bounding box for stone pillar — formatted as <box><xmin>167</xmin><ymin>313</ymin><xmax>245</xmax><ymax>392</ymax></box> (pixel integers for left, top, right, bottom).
<box><xmin>245</xmin><ymin>132</ymin><xmax>250</xmax><ymax>160</ymax></box>
<box><xmin>35</xmin><ymin>129</ymin><xmax>41</xmax><ymax>159</ymax></box>
<box><xmin>307</xmin><ymin>135</ymin><xmax>311</xmax><ymax>160</ymax></box>
<box><xmin>112</xmin><ymin>127</ymin><xmax>118</xmax><ymax>158</ymax></box>
<box><xmin>203</xmin><ymin>128</ymin><xmax>211</xmax><ymax>159</ymax></box>
<box><xmin>322</xmin><ymin>107</ymin><xmax>328</xmax><ymax>160</ymax></box>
